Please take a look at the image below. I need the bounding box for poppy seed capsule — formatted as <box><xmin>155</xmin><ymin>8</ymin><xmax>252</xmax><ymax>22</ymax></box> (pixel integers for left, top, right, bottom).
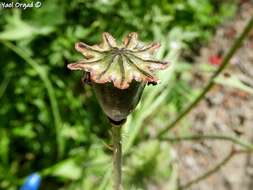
<box><xmin>68</xmin><ymin>32</ymin><xmax>169</xmax><ymax>123</ymax></box>
<box><xmin>92</xmin><ymin>81</ymin><xmax>145</xmax><ymax>122</ymax></box>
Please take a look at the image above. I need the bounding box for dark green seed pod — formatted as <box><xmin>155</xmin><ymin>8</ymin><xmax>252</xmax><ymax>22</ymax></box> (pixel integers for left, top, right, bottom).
<box><xmin>68</xmin><ymin>32</ymin><xmax>169</xmax><ymax>122</ymax></box>
<box><xmin>92</xmin><ymin>81</ymin><xmax>145</xmax><ymax>122</ymax></box>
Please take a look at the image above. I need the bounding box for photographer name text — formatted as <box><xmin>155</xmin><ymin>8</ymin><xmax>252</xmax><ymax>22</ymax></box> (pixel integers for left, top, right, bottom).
<box><xmin>0</xmin><ymin>1</ymin><xmax>42</xmax><ymax>10</ymax></box>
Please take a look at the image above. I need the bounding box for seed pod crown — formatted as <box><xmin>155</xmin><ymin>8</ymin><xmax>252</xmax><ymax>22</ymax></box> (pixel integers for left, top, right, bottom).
<box><xmin>68</xmin><ymin>32</ymin><xmax>169</xmax><ymax>89</ymax></box>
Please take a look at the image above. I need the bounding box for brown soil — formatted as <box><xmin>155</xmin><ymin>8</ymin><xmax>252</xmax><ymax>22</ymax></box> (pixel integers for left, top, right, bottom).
<box><xmin>176</xmin><ymin>2</ymin><xmax>253</xmax><ymax>190</ymax></box>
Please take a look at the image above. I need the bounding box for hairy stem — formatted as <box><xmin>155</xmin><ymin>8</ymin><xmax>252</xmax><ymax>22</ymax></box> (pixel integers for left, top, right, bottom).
<box><xmin>156</xmin><ymin>15</ymin><xmax>253</xmax><ymax>138</ymax></box>
<box><xmin>111</xmin><ymin>126</ymin><xmax>122</xmax><ymax>190</ymax></box>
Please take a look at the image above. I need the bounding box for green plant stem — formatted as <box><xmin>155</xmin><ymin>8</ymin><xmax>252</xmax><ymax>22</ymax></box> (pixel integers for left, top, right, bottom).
<box><xmin>1</xmin><ymin>41</ymin><xmax>63</xmax><ymax>158</ymax></box>
<box><xmin>160</xmin><ymin>134</ymin><xmax>253</xmax><ymax>151</ymax></box>
<box><xmin>111</xmin><ymin>125</ymin><xmax>122</xmax><ymax>190</ymax></box>
<box><xmin>178</xmin><ymin>149</ymin><xmax>249</xmax><ymax>190</ymax></box>
<box><xmin>156</xmin><ymin>15</ymin><xmax>253</xmax><ymax>138</ymax></box>
<box><xmin>0</xmin><ymin>73</ymin><xmax>11</xmax><ymax>99</ymax></box>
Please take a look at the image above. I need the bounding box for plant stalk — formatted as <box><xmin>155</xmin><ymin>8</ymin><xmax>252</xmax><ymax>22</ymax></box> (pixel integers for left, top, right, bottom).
<box><xmin>156</xmin><ymin>15</ymin><xmax>253</xmax><ymax>138</ymax></box>
<box><xmin>111</xmin><ymin>125</ymin><xmax>122</xmax><ymax>190</ymax></box>
<box><xmin>160</xmin><ymin>134</ymin><xmax>253</xmax><ymax>151</ymax></box>
<box><xmin>178</xmin><ymin>149</ymin><xmax>251</xmax><ymax>189</ymax></box>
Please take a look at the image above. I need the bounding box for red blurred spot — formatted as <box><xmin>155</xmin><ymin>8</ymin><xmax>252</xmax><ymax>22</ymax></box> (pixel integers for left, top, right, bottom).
<box><xmin>208</xmin><ymin>55</ymin><xmax>222</xmax><ymax>65</ymax></box>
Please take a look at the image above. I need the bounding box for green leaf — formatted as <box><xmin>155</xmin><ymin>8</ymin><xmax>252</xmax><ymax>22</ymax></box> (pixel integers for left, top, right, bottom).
<box><xmin>42</xmin><ymin>159</ymin><xmax>82</xmax><ymax>180</ymax></box>
<box><xmin>0</xmin><ymin>129</ymin><xmax>9</xmax><ymax>165</ymax></box>
<box><xmin>12</xmin><ymin>124</ymin><xmax>36</xmax><ymax>139</ymax></box>
<box><xmin>0</xmin><ymin>13</ymin><xmax>54</xmax><ymax>41</ymax></box>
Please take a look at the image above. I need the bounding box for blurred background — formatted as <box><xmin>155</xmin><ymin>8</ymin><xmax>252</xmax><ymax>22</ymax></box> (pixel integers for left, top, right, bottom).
<box><xmin>0</xmin><ymin>0</ymin><xmax>253</xmax><ymax>189</ymax></box>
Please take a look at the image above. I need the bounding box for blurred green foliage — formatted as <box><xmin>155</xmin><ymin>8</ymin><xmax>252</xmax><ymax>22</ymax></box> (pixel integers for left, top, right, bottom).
<box><xmin>0</xmin><ymin>0</ymin><xmax>236</xmax><ymax>189</ymax></box>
